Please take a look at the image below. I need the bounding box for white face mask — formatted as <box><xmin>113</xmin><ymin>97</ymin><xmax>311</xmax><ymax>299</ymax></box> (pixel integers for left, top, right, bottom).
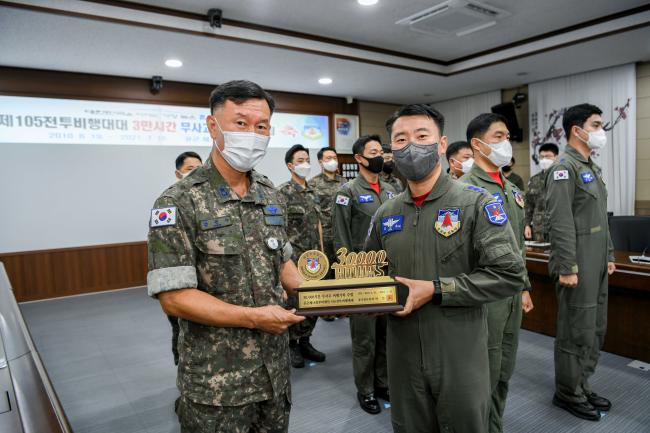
<box><xmin>460</xmin><ymin>157</ymin><xmax>474</xmax><ymax>174</ymax></box>
<box><xmin>322</xmin><ymin>159</ymin><xmax>338</xmax><ymax>173</ymax></box>
<box><xmin>579</xmin><ymin>127</ymin><xmax>607</xmax><ymax>149</ymax></box>
<box><xmin>214</xmin><ymin>119</ymin><xmax>270</xmax><ymax>172</ymax></box>
<box><xmin>479</xmin><ymin>139</ymin><xmax>512</xmax><ymax>168</ymax></box>
<box><xmin>293</xmin><ymin>162</ymin><xmax>311</xmax><ymax>179</ymax></box>
<box><xmin>538</xmin><ymin>158</ymin><xmax>554</xmax><ymax>171</ymax></box>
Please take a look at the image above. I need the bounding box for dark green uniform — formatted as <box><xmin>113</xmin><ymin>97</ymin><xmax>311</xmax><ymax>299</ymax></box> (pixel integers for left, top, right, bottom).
<box><xmin>545</xmin><ymin>145</ymin><xmax>614</xmax><ymax>404</ymax></box>
<box><xmin>147</xmin><ymin>158</ymin><xmax>292</xmax><ymax>433</ymax></box>
<box><xmin>309</xmin><ymin>172</ymin><xmax>347</xmax><ymax>271</ymax></box>
<box><xmin>332</xmin><ymin>175</ymin><xmax>397</xmax><ymax>395</ymax></box>
<box><xmin>525</xmin><ymin>171</ymin><xmax>550</xmax><ymax>242</ymax></box>
<box><xmin>382</xmin><ymin>174</ymin><xmax>405</xmax><ymax>193</ymax></box>
<box><xmin>460</xmin><ymin>165</ymin><xmax>530</xmax><ymax>433</ymax></box>
<box><xmin>505</xmin><ymin>171</ymin><xmax>525</xmax><ymax>191</ymax></box>
<box><xmin>365</xmin><ymin>173</ymin><xmax>526</xmax><ymax>433</ymax></box>
<box><xmin>277</xmin><ymin>179</ymin><xmax>321</xmax><ymax>341</ymax></box>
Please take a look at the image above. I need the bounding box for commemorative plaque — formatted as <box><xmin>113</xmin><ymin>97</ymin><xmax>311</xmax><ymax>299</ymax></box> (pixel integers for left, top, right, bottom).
<box><xmin>295</xmin><ymin>248</ymin><xmax>407</xmax><ymax>316</ymax></box>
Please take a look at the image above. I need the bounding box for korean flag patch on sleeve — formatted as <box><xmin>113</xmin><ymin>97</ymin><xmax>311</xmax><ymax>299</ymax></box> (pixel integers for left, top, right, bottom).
<box><xmin>553</xmin><ymin>169</ymin><xmax>569</xmax><ymax>181</ymax></box>
<box><xmin>151</xmin><ymin>207</ymin><xmax>177</xmax><ymax>227</ymax></box>
<box><xmin>336</xmin><ymin>195</ymin><xmax>350</xmax><ymax>206</ymax></box>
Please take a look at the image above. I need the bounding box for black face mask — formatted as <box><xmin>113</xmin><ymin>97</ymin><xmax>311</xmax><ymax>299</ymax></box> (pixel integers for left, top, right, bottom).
<box><xmin>383</xmin><ymin>160</ymin><xmax>394</xmax><ymax>174</ymax></box>
<box><xmin>502</xmin><ymin>165</ymin><xmax>512</xmax><ymax>173</ymax></box>
<box><xmin>361</xmin><ymin>155</ymin><xmax>384</xmax><ymax>174</ymax></box>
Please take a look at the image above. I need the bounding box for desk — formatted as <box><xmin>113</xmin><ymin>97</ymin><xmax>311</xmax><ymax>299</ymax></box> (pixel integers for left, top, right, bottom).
<box><xmin>525</xmin><ymin>248</ymin><xmax>650</xmax><ymax>363</ymax></box>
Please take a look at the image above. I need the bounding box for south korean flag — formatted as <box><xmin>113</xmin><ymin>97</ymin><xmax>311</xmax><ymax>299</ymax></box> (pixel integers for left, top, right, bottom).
<box><xmin>553</xmin><ymin>169</ymin><xmax>569</xmax><ymax>181</ymax></box>
<box><xmin>150</xmin><ymin>207</ymin><xmax>177</xmax><ymax>227</ymax></box>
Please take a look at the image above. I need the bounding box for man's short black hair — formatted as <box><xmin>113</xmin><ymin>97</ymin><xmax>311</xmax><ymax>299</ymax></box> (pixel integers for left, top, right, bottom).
<box><xmin>445</xmin><ymin>140</ymin><xmax>471</xmax><ymax>162</ymax></box>
<box><xmin>352</xmin><ymin>134</ymin><xmax>382</xmax><ymax>156</ymax></box>
<box><xmin>381</xmin><ymin>143</ymin><xmax>392</xmax><ymax>154</ymax></box>
<box><xmin>385</xmin><ymin>104</ymin><xmax>445</xmax><ymax>137</ymax></box>
<box><xmin>539</xmin><ymin>142</ymin><xmax>559</xmax><ymax>155</ymax></box>
<box><xmin>175</xmin><ymin>151</ymin><xmax>202</xmax><ymax>170</ymax></box>
<box><xmin>317</xmin><ymin>147</ymin><xmax>337</xmax><ymax>161</ymax></box>
<box><xmin>562</xmin><ymin>103</ymin><xmax>602</xmax><ymax>138</ymax></box>
<box><xmin>466</xmin><ymin>113</ymin><xmax>508</xmax><ymax>143</ymax></box>
<box><xmin>285</xmin><ymin>144</ymin><xmax>309</xmax><ymax>164</ymax></box>
<box><xmin>209</xmin><ymin>80</ymin><xmax>275</xmax><ymax>114</ymax></box>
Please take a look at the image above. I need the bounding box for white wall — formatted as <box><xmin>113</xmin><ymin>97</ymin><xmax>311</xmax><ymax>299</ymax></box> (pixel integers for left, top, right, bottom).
<box><xmin>0</xmin><ymin>143</ymin><xmax>314</xmax><ymax>253</ymax></box>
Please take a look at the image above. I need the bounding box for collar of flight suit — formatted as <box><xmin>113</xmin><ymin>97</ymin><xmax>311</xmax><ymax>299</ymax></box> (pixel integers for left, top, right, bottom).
<box><xmin>402</xmin><ymin>170</ymin><xmax>453</xmax><ymax>205</ymax></box>
<box><xmin>564</xmin><ymin>143</ymin><xmax>591</xmax><ymax>165</ymax></box>
<box><xmin>204</xmin><ymin>156</ymin><xmax>269</xmax><ymax>206</ymax></box>
<box><xmin>468</xmin><ymin>163</ymin><xmax>508</xmax><ymax>189</ymax></box>
<box><xmin>355</xmin><ymin>172</ymin><xmax>382</xmax><ymax>194</ymax></box>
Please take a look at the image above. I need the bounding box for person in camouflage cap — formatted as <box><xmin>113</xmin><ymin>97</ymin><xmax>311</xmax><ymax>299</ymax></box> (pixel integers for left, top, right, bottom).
<box><xmin>147</xmin><ymin>80</ymin><xmax>305</xmax><ymax>433</ymax></box>
<box><xmin>277</xmin><ymin>144</ymin><xmax>327</xmax><ymax>368</ymax></box>
<box><xmin>524</xmin><ymin>143</ymin><xmax>559</xmax><ymax>242</ymax></box>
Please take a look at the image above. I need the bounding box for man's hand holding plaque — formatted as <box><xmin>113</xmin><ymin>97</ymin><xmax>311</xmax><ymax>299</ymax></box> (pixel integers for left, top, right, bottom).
<box><xmin>295</xmin><ymin>248</ymin><xmax>407</xmax><ymax>316</ymax></box>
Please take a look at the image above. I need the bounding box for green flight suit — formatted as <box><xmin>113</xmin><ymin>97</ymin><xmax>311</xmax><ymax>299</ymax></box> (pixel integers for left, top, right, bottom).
<box><xmin>332</xmin><ymin>175</ymin><xmax>397</xmax><ymax>395</ymax></box>
<box><xmin>382</xmin><ymin>174</ymin><xmax>405</xmax><ymax>193</ymax></box>
<box><xmin>365</xmin><ymin>173</ymin><xmax>526</xmax><ymax>433</ymax></box>
<box><xmin>545</xmin><ymin>145</ymin><xmax>614</xmax><ymax>404</ymax></box>
<box><xmin>460</xmin><ymin>165</ymin><xmax>531</xmax><ymax>433</ymax></box>
<box><xmin>277</xmin><ymin>179</ymin><xmax>321</xmax><ymax>341</ymax></box>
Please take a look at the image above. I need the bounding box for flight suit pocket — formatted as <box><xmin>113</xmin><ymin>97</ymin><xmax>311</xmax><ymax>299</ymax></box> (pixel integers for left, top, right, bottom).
<box><xmin>575</xmin><ymin>182</ymin><xmax>598</xmax><ymax>200</ymax></box>
<box><xmin>439</xmin><ymin>237</ymin><xmax>466</xmax><ymax>264</ymax></box>
<box><xmin>567</xmin><ymin>304</ymin><xmax>597</xmax><ymax>349</ymax></box>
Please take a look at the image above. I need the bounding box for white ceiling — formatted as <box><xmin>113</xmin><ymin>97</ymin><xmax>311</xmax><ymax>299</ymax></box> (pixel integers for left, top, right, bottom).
<box><xmin>0</xmin><ymin>0</ymin><xmax>649</xmax><ymax>104</ymax></box>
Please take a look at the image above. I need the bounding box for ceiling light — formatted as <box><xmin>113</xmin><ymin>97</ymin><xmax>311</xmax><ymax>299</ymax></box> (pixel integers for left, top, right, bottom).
<box><xmin>165</xmin><ymin>59</ymin><xmax>183</xmax><ymax>68</ymax></box>
<box><xmin>358</xmin><ymin>0</ymin><xmax>378</xmax><ymax>5</ymax></box>
<box><xmin>318</xmin><ymin>77</ymin><xmax>333</xmax><ymax>85</ymax></box>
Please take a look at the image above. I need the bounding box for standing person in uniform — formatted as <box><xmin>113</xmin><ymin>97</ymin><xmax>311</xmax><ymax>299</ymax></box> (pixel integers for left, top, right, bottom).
<box><xmin>524</xmin><ymin>143</ymin><xmax>559</xmax><ymax>242</ymax></box>
<box><xmin>502</xmin><ymin>157</ymin><xmax>525</xmax><ymax>190</ymax></box>
<box><xmin>460</xmin><ymin>113</ymin><xmax>534</xmax><ymax>433</ymax></box>
<box><xmin>546</xmin><ymin>103</ymin><xmax>615</xmax><ymax>421</ymax></box>
<box><xmin>332</xmin><ymin>134</ymin><xmax>397</xmax><ymax>414</ymax></box>
<box><xmin>278</xmin><ymin>144</ymin><xmax>326</xmax><ymax>368</ymax></box>
<box><xmin>381</xmin><ymin>143</ymin><xmax>404</xmax><ymax>193</ymax></box>
<box><xmin>147</xmin><ymin>80</ymin><xmax>306</xmax><ymax>433</ymax></box>
<box><xmin>310</xmin><ymin>147</ymin><xmax>347</xmax><ymax>272</ymax></box>
<box><xmin>365</xmin><ymin>104</ymin><xmax>526</xmax><ymax>433</ymax></box>
<box><xmin>445</xmin><ymin>140</ymin><xmax>474</xmax><ymax>179</ymax></box>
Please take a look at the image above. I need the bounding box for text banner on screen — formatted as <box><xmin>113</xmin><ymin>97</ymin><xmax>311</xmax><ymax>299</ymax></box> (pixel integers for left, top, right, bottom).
<box><xmin>0</xmin><ymin>96</ymin><xmax>329</xmax><ymax>148</ymax></box>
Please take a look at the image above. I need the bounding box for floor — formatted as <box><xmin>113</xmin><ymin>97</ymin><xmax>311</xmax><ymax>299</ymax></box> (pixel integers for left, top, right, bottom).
<box><xmin>19</xmin><ymin>287</ymin><xmax>650</xmax><ymax>433</ymax></box>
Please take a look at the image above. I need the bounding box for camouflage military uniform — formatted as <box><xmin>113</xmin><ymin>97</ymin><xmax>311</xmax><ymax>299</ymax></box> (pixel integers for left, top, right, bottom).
<box><xmin>525</xmin><ymin>171</ymin><xmax>549</xmax><ymax>242</ymax></box>
<box><xmin>308</xmin><ymin>172</ymin><xmax>346</xmax><ymax>270</ymax></box>
<box><xmin>277</xmin><ymin>179</ymin><xmax>321</xmax><ymax>340</ymax></box>
<box><xmin>147</xmin><ymin>157</ymin><xmax>292</xmax><ymax>433</ymax></box>
<box><xmin>382</xmin><ymin>174</ymin><xmax>405</xmax><ymax>193</ymax></box>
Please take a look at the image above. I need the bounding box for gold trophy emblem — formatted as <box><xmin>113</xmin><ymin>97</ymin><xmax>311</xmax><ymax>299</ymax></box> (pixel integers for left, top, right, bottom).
<box><xmin>295</xmin><ymin>248</ymin><xmax>405</xmax><ymax>316</ymax></box>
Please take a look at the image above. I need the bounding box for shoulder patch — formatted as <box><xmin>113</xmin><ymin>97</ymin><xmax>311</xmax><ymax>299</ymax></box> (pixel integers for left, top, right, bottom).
<box><xmin>465</xmin><ymin>185</ymin><xmax>486</xmax><ymax>193</ymax></box>
<box><xmin>380</xmin><ymin>215</ymin><xmax>404</xmax><ymax>235</ymax></box>
<box><xmin>336</xmin><ymin>195</ymin><xmax>350</xmax><ymax>206</ymax></box>
<box><xmin>484</xmin><ymin>202</ymin><xmax>508</xmax><ymax>226</ymax></box>
<box><xmin>358</xmin><ymin>194</ymin><xmax>374</xmax><ymax>203</ymax></box>
<box><xmin>553</xmin><ymin>169</ymin><xmax>569</xmax><ymax>181</ymax></box>
<box><xmin>580</xmin><ymin>171</ymin><xmax>595</xmax><ymax>184</ymax></box>
<box><xmin>151</xmin><ymin>207</ymin><xmax>177</xmax><ymax>228</ymax></box>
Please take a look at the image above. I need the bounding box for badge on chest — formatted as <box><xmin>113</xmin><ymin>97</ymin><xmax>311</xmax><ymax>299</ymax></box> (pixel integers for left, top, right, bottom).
<box><xmin>358</xmin><ymin>194</ymin><xmax>374</xmax><ymax>203</ymax></box>
<box><xmin>580</xmin><ymin>172</ymin><xmax>595</xmax><ymax>184</ymax></box>
<box><xmin>513</xmin><ymin>190</ymin><xmax>525</xmax><ymax>208</ymax></box>
<box><xmin>434</xmin><ymin>208</ymin><xmax>461</xmax><ymax>237</ymax></box>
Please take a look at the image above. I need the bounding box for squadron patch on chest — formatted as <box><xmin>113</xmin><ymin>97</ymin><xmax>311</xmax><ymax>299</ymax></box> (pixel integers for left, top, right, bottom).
<box><xmin>358</xmin><ymin>194</ymin><xmax>374</xmax><ymax>203</ymax></box>
<box><xmin>580</xmin><ymin>172</ymin><xmax>595</xmax><ymax>184</ymax></box>
<box><xmin>380</xmin><ymin>215</ymin><xmax>404</xmax><ymax>235</ymax></box>
<box><xmin>492</xmin><ymin>192</ymin><xmax>503</xmax><ymax>204</ymax></box>
<box><xmin>434</xmin><ymin>208</ymin><xmax>461</xmax><ymax>237</ymax></box>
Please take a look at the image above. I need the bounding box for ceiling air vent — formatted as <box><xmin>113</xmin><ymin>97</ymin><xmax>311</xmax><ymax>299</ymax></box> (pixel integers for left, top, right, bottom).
<box><xmin>396</xmin><ymin>0</ymin><xmax>510</xmax><ymax>37</ymax></box>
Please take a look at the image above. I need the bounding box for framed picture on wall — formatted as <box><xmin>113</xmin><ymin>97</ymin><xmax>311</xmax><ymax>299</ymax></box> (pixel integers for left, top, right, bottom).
<box><xmin>333</xmin><ymin>114</ymin><xmax>359</xmax><ymax>154</ymax></box>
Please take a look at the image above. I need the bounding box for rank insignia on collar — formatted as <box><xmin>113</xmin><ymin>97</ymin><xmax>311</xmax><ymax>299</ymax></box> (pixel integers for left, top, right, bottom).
<box><xmin>484</xmin><ymin>202</ymin><xmax>508</xmax><ymax>225</ymax></box>
<box><xmin>217</xmin><ymin>185</ymin><xmax>231</xmax><ymax>199</ymax></box>
<box><xmin>580</xmin><ymin>172</ymin><xmax>595</xmax><ymax>184</ymax></box>
<box><xmin>358</xmin><ymin>194</ymin><xmax>374</xmax><ymax>203</ymax></box>
<box><xmin>434</xmin><ymin>208</ymin><xmax>461</xmax><ymax>237</ymax></box>
<box><xmin>380</xmin><ymin>215</ymin><xmax>404</xmax><ymax>235</ymax></box>
<box><xmin>513</xmin><ymin>190</ymin><xmax>525</xmax><ymax>208</ymax></box>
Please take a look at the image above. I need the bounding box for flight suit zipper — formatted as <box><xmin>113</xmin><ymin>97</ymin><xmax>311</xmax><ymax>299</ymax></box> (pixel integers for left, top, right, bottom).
<box><xmin>414</xmin><ymin>206</ymin><xmax>421</xmax><ymax>227</ymax></box>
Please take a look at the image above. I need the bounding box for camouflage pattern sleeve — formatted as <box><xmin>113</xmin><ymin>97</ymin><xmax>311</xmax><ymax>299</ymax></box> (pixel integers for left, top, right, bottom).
<box><xmin>524</xmin><ymin>176</ymin><xmax>537</xmax><ymax>226</ymax></box>
<box><xmin>147</xmin><ymin>194</ymin><xmax>197</xmax><ymax>298</ymax></box>
<box><xmin>440</xmin><ymin>194</ymin><xmax>526</xmax><ymax>307</ymax></box>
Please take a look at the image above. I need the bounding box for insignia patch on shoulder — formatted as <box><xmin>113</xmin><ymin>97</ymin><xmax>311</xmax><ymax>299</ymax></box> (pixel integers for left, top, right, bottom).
<box><xmin>434</xmin><ymin>208</ymin><xmax>461</xmax><ymax>237</ymax></box>
<box><xmin>491</xmin><ymin>192</ymin><xmax>503</xmax><ymax>204</ymax></box>
<box><xmin>513</xmin><ymin>190</ymin><xmax>525</xmax><ymax>208</ymax></box>
<box><xmin>336</xmin><ymin>195</ymin><xmax>350</xmax><ymax>206</ymax></box>
<box><xmin>150</xmin><ymin>207</ymin><xmax>177</xmax><ymax>228</ymax></box>
<box><xmin>263</xmin><ymin>204</ymin><xmax>284</xmax><ymax>216</ymax></box>
<box><xmin>380</xmin><ymin>215</ymin><xmax>404</xmax><ymax>235</ymax></box>
<box><xmin>466</xmin><ymin>185</ymin><xmax>486</xmax><ymax>193</ymax></box>
<box><xmin>580</xmin><ymin>172</ymin><xmax>595</xmax><ymax>184</ymax></box>
<box><xmin>358</xmin><ymin>194</ymin><xmax>374</xmax><ymax>203</ymax></box>
<box><xmin>553</xmin><ymin>169</ymin><xmax>569</xmax><ymax>181</ymax></box>
<box><xmin>484</xmin><ymin>202</ymin><xmax>508</xmax><ymax>226</ymax></box>
<box><xmin>387</xmin><ymin>191</ymin><xmax>396</xmax><ymax>199</ymax></box>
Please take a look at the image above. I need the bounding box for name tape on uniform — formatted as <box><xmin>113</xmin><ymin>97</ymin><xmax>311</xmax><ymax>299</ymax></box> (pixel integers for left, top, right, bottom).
<box><xmin>336</xmin><ymin>195</ymin><xmax>350</xmax><ymax>206</ymax></box>
<box><xmin>358</xmin><ymin>194</ymin><xmax>374</xmax><ymax>203</ymax></box>
<box><xmin>151</xmin><ymin>207</ymin><xmax>177</xmax><ymax>227</ymax></box>
<box><xmin>553</xmin><ymin>169</ymin><xmax>569</xmax><ymax>181</ymax></box>
<box><xmin>380</xmin><ymin>215</ymin><xmax>404</xmax><ymax>235</ymax></box>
